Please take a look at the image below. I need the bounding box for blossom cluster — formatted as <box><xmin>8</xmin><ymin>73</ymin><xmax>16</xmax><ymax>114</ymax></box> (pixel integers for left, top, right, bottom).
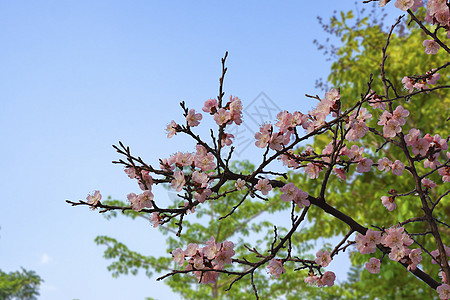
<box><xmin>280</xmin><ymin>182</ymin><xmax>310</xmax><ymax>209</ymax></box>
<box><xmin>171</xmin><ymin>236</ymin><xmax>235</xmax><ymax>284</ymax></box>
<box><xmin>355</xmin><ymin>227</ymin><xmax>438</xmax><ymax>273</ymax></box>
<box><xmin>125</xmin><ymin>169</ymin><xmax>154</xmax><ymax>211</ymax></box>
<box><xmin>304</xmin><ymin>250</ymin><xmax>335</xmax><ymax>287</ymax></box>
<box><xmin>267</xmin><ymin>259</ymin><xmax>286</xmax><ymax>279</ymax></box>
<box><xmin>304</xmin><ymin>271</ymin><xmax>336</xmax><ymax>287</ymax></box>
<box><xmin>377</xmin><ymin>105</ymin><xmax>409</xmax><ymax>138</ymax></box>
<box><xmin>389</xmin><ymin>0</ymin><xmax>450</xmax><ymax>55</ymax></box>
<box><xmin>424</xmin><ymin>0</ymin><xmax>450</xmax><ymax>38</ymax></box>
<box><xmin>402</xmin><ymin>69</ymin><xmax>441</xmax><ymax>92</ymax></box>
<box><xmin>86</xmin><ymin>190</ymin><xmax>102</xmax><ymax>207</ymax></box>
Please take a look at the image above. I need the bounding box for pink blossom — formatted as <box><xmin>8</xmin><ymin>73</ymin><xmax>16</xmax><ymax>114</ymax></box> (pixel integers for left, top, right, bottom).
<box><xmin>315</xmin><ymin>250</ymin><xmax>332</xmax><ymax>267</ymax></box>
<box><xmin>255</xmin><ymin>178</ymin><xmax>272</xmax><ymax>195</ymax></box>
<box><xmin>133</xmin><ymin>190</ymin><xmax>154</xmax><ymax>211</ymax></box>
<box><xmin>160</xmin><ymin>158</ymin><xmax>175</xmax><ymax>172</ymax></box>
<box><xmin>194</xmin><ymin>188</ymin><xmax>212</xmax><ymax>203</ymax></box>
<box><xmin>382</xmin><ymin>226</ymin><xmax>408</xmax><ymax>249</ymax></box>
<box><xmin>291</xmin><ymin>111</ymin><xmax>306</xmax><ymax>127</ymax></box>
<box><xmin>355</xmin><ymin>229</ymin><xmax>381</xmax><ymax>254</ymax></box>
<box><xmin>192</xmin><ymin>255</ymin><xmax>204</xmax><ymax>269</ymax></box>
<box><xmin>368</xmin><ymin>93</ymin><xmax>386</xmax><ymax>110</ymax></box>
<box><xmin>321</xmin><ymin>141</ymin><xmax>334</xmax><ymax>163</ymax></box>
<box><xmin>127</xmin><ymin>191</ymin><xmax>153</xmax><ymax>212</ymax></box>
<box><xmin>280</xmin><ymin>182</ymin><xmax>299</xmax><ymax>202</ymax></box>
<box><xmin>192</xmin><ymin>171</ymin><xmax>209</xmax><ymax>187</ymax></box>
<box><xmin>439</xmin><ymin>166</ymin><xmax>450</xmax><ymax>183</ymax></box>
<box><xmin>294</xmin><ymin>189</ymin><xmax>310</xmax><ymax>208</ymax></box>
<box><xmin>255</xmin><ymin>124</ymin><xmax>272</xmax><ymax>148</ymax></box>
<box><xmin>215</xmin><ymin>241</ymin><xmax>235</xmax><ymax>268</ymax></box>
<box><xmin>184</xmin><ymin>243</ymin><xmax>199</xmax><ymax>256</ymax></box>
<box><xmin>334</xmin><ymin>168</ymin><xmax>346</xmax><ymax>180</ymax></box>
<box><xmin>229</xmin><ymin>96</ymin><xmax>243</xmax><ymax>125</ymax></box>
<box><xmin>86</xmin><ymin>190</ymin><xmax>102</xmax><ymax>206</ymax></box>
<box><xmin>437</xmin><ymin>284</ymin><xmax>450</xmax><ymax>300</ymax></box>
<box><xmin>267</xmin><ymin>259</ymin><xmax>286</xmax><ymax>279</ymax></box>
<box><xmin>439</xmin><ymin>271</ymin><xmax>448</xmax><ymax>284</ymax></box>
<box><xmin>275</xmin><ymin>111</ymin><xmax>293</xmax><ymax>133</ymax></box>
<box><xmin>202</xmin><ymin>98</ymin><xmax>218</xmax><ymax>113</ymax></box>
<box><xmin>222</xmin><ymin>240</ymin><xmax>235</xmax><ymax>254</ymax></box>
<box><xmin>325</xmin><ymin>88</ymin><xmax>340</xmax><ymax>102</ymax></box>
<box><xmin>394</xmin><ymin>0</ymin><xmax>414</xmax><ymax>10</ymax></box>
<box><xmin>213</xmin><ymin>108</ymin><xmax>231</xmax><ymax>126</ymax></box>
<box><xmin>424</xmin><ymin>153</ymin><xmax>440</xmax><ymax>169</ymax></box>
<box><xmin>366</xmin><ymin>229</ymin><xmax>382</xmax><ymax>246</ymax></box>
<box><xmin>221</xmin><ymin>133</ymin><xmax>234</xmax><ymax>146</ymax></box>
<box><xmin>169</xmin><ymin>152</ymin><xmax>193</xmax><ymax>167</ymax></box>
<box><xmin>197</xmin><ymin>270</ymin><xmax>219</xmax><ymax>284</ymax></box>
<box><xmin>305</xmin><ymin>163</ymin><xmax>322</xmax><ymax>179</ymax></box>
<box><xmin>426</xmin><ymin>69</ymin><xmax>441</xmax><ymax>85</ymax></box>
<box><xmin>381</xmin><ymin>195</ymin><xmax>396</xmax><ymax>211</ymax></box>
<box><xmin>405</xmin><ymin>128</ymin><xmax>420</xmax><ymax>146</ymax></box>
<box><xmin>402</xmin><ymin>77</ymin><xmax>415</xmax><ymax>93</ymax></box>
<box><xmin>268</xmin><ymin>132</ymin><xmax>285</xmax><ymax>151</ymax></box>
<box><xmin>172</xmin><ymin>248</ymin><xmax>185</xmax><ymax>266</ymax></box>
<box><xmin>377</xmin><ymin>157</ymin><xmax>392</xmax><ymax>172</ymax></box>
<box><xmin>421</xmin><ymin>178</ymin><xmax>436</xmax><ymax>189</ymax></box>
<box><xmin>338</xmin><ymin>144</ymin><xmax>349</xmax><ymax>156</ymax></box>
<box><xmin>320</xmin><ymin>271</ymin><xmax>336</xmax><ymax>287</ymax></box>
<box><xmin>151</xmin><ymin>212</ymin><xmax>161</xmax><ymax>228</ymax></box>
<box><xmin>391</xmin><ymin>160</ymin><xmax>405</xmax><ymax>176</ymax></box>
<box><xmin>365</xmin><ymin>257</ymin><xmax>381</xmax><ymax>274</ymax></box>
<box><xmin>409</xmin><ymin>248</ymin><xmax>423</xmax><ymax>265</ymax></box>
<box><xmin>312</xmin><ymin>98</ymin><xmax>333</xmax><ymax>121</ymax></box>
<box><xmin>194</xmin><ymin>145</ymin><xmax>216</xmax><ymax>171</ymax></box>
<box><xmin>346</xmin><ymin>120</ymin><xmax>369</xmax><ymax>141</ymax></box>
<box><xmin>127</xmin><ymin>192</ymin><xmax>137</xmax><ymax>203</ymax></box>
<box><xmin>124</xmin><ymin>167</ymin><xmax>137</xmax><ymax>179</ymax></box>
<box><xmin>379</xmin><ymin>0</ymin><xmax>388</xmax><ymax>7</ymax></box>
<box><xmin>378</xmin><ymin>110</ymin><xmax>392</xmax><ymax>126</ymax></box>
<box><xmin>434</xmin><ymin>5</ymin><xmax>450</xmax><ymax>26</ymax></box>
<box><xmin>423</xmin><ymin>39</ymin><xmax>440</xmax><ymax>54</ymax></box>
<box><xmin>413</xmin><ymin>80</ymin><xmax>428</xmax><ymax>91</ymax></box>
<box><xmin>166</xmin><ymin>120</ymin><xmax>178</xmax><ymax>138</ymax></box>
<box><xmin>215</xmin><ymin>250</ymin><xmax>232</xmax><ymax>269</ymax></box>
<box><xmin>138</xmin><ymin>170</ymin><xmax>153</xmax><ymax>191</ymax></box>
<box><xmin>383</xmin><ymin>119</ymin><xmax>401</xmax><ymax>138</ymax></box>
<box><xmin>235</xmin><ymin>179</ymin><xmax>246</xmax><ymax>190</ymax></box>
<box><xmin>389</xmin><ymin>246</ymin><xmax>410</xmax><ymax>262</ymax></box>
<box><xmin>392</xmin><ymin>105</ymin><xmax>409</xmax><ymax>125</ymax></box>
<box><xmin>352</xmin><ymin>107</ymin><xmax>372</xmax><ymax>122</ymax></box>
<box><xmin>203</xmin><ymin>236</ymin><xmax>220</xmax><ymax>260</ymax></box>
<box><xmin>428</xmin><ymin>134</ymin><xmax>448</xmax><ymax>151</ymax></box>
<box><xmin>348</xmin><ymin>145</ymin><xmax>364</xmax><ymax>161</ymax></box>
<box><xmin>305</xmin><ymin>274</ymin><xmax>320</xmax><ymax>285</ymax></box>
<box><xmin>357</xmin><ymin>158</ymin><xmax>373</xmax><ymax>173</ymax></box>
<box><xmin>171</xmin><ymin>170</ymin><xmax>186</xmax><ymax>192</ymax></box>
<box><xmin>410</xmin><ymin>0</ymin><xmax>423</xmax><ymax>11</ymax></box>
<box><xmin>431</xmin><ymin>245</ymin><xmax>450</xmax><ymax>264</ymax></box>
<box><xmin>279</xmin><ymin>152</ymin><xmax>299</xmax><ymax>169</ymax></box>
<box><xmin>186</xmin><ymin>109</ymin><xmax>202</xmax><ymax>127</ymax></box>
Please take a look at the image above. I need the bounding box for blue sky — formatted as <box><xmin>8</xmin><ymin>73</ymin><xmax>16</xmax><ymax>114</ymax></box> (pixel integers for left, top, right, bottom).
<box><xmin>0</xmin><ymin>1</ymin><xmax>401</xmax><ymax>299</ymax></box>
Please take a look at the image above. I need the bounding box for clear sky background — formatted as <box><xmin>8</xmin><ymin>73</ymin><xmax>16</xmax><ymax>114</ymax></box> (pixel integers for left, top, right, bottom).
<box><xmin>0</xmin><ymin>1</ymin><xmax>401</xmax><ymax>299</ymax></box>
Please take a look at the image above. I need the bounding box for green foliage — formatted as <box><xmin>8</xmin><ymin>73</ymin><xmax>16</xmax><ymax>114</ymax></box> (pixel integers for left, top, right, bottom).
<box><xmin>0</xmin><ymin>268</ymin><xmax>43</xmax><ymax>300</ymax></box>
